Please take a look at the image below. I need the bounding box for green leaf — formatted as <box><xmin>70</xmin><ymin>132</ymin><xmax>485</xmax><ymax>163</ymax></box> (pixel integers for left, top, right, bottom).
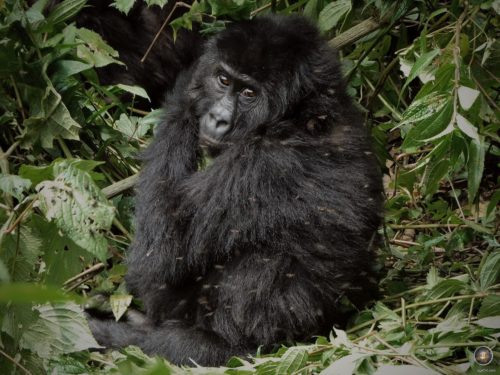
<box><xmin>321</xmin><ymin>353</ymin><xmax>366</xmax><ymax>375</ymax></box>
<box><xmin>427</xmin><ymin>279</ymin><xmax>469</xmax><ymax>300</ymax></box>
<box><xmin>115</xmin><ymin>114</ymin><xmax>150</xmax><ymax>138</ymax></box>
<box><xmin>19</xmin><ymin>159</ymin><xmax>103</xmax><ymax>187</ymax></box>
<box><xmin>479</xmin><ymin>252</ymin><xmax>500</xmax><ymax>291</ymax></box>
<box><xmin>275</xmin><ymin>347</ymin><xmax>308</xmax><ymax>375</ymax></box>
<box><xmin>0</xmin><ymin>259</ymin><xmax>10</xmax><ymax>282</ymax></box>
<box><xmin>116</xmin><ymin>84</ymin><xmax>151</xmax><ymax>101</ymax></box>
<box><xmin>0</xmin><ymin>174</ymin><xmax>31</xmax><ymax>199</ymax></box>
<box><xmin>397</xmin><ymin>92</ymin><xmax>449</xmax><ymax>128</ymax></box>
<box><xmin>318</xmin><ymin>0</ymin><xmax>351</xmax><ymax>32</ymax></box>
<box><xmin>45</xmin><ymin>0</ymin><xmax>88</xmax><ymax>27</ymax></box>
<box><xmin>457</xmin><ymin>86</ymin><xmax>480</xmax><ymax>110</ymax></box>
<box><xmin>22</xmin><ymin>87</ymin><xmax>81</xmax><ymax>148</ymax></box>
<box><xmin>255</xmin><ymin>361</ymin><xmax>278</xmax><ymax>375</ymax></box>
<box><xmin>36</xmin><ymin>160</ymin><xmax>115</xmax><ymax>261</ymax></box>
<box><xmin>478</xmin><ymin>295</ymin><xmax>500</xmax><ymax>318</ymax></box>
<box><xmin>467</xmin><ymin>137</ymin><xmax>486</xmax><ymax>203</ymax></box>
<box><xmin>423</xmin><ymin>159</ymin><xmax>450</xmax><ymax>196</ymax></box>
<box><xmin>207</xmin><ymin>0</ymin><xmax>255</xmax><ymax>19</ymax></box>
<box><xmin>111</xmin><ymin>0</ymin><xmax>136</xmax><ymax>14</ymax></box>
<box><xmin>475</xmin><ymin>316</ymin><xmax>500</xmax><ymax>328</ymax></box>
<box><xmin>486</xmin><ymin>190</ymin><xmax>500</xmax><ymax>219</ymax></box>
<box><xmin>20</xmin><ymin>303</ymin><xmax>101</xmax><ymax>358</ymax></box>
<box><xmin>19</xmin><ymin>163</ymin><xmax>55</xmax><ymax>186</ymax></box>
<box><xmin>2</xmin><ymin>223</ymin><xmax>43</xmax><ymax>282</ymax></box>
<box><xmin>303</xmin><ymin>0</ymin><xmax>319</xmax><ymax>21</ymax></box>
<box><xmin>456</xmin><ymin>113</ymin><xmax>479</xmax><ymax>141</ymax></box>
<box><xmin>0</xmin><ymin>283</ymin><xmax>78</xmax><ymax>303</ymax></box>
<box><xmin>110</xmin><ymin>294</ymin><xmax>133</xmax><ymax>321</ymax></box>
<box><xmin>52</xmin><ymin>60</ymin><xmax>93</xmax><ymax>80</ymax></box>
<box><xmin>415</xmin><ymin>64</ymin><xmax>454</xmax><ymax>99</ymax></box>
<box><xmin>373</xmin><ymin>302</ymin><xmax>400</xmax><ymax>321</ymax></box>
<box><xmin>426</xmin><ymin>267</ymin><xmax>440</xmax><ymax>288</ymax></box>
<box><xmin>402</xmin><ymin>101</ymin><xmax>453</xmax><ymax>150</ymax></box>
<box><xmin>144</xmin><ymin>0</ymin><xmax>169</xmax><ymax>6</ymax></box>
<box><xmin>76</xmin><ymin>27</ymin><xmax>123</xmax><ymax>68</ymax></box>
<box><xmin>402</xmin><ymin>49</ymin><xmax>440</xmax><ymax>94</ymax></box>
<box><xmin>27</xmin><ymin>214</ymin><xmax>92</xmax><ymax>286</ymax></box>
<box><xmin>48</xmin><ymin>355</ymin><xmax>92</xmax><ymax>374</ymax></box>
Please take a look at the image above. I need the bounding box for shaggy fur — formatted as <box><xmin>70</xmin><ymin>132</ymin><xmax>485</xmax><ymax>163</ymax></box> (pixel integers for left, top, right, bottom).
<box><xmin>89</xmin><ymin>15</ymin><xmax>383</xmax><ymax>366</ymax></box>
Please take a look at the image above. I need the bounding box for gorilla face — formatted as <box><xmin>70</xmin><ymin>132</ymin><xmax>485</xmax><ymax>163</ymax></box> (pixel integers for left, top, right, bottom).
<box><xmin>197</xmin><ymin>62</ymin><xmax>271</xmax><ymax>144</ymax></box>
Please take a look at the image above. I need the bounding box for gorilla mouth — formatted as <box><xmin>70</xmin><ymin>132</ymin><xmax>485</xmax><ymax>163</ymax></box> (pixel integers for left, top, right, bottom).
<box><xmin>199</xmin><ymin>133</ymin><xmax>220</xmax><ymax>147</ymax></box>
<box><xmin>198</xmin><ymin>132</ymin><xmax>234</xmax><ymax>157</ymax></box>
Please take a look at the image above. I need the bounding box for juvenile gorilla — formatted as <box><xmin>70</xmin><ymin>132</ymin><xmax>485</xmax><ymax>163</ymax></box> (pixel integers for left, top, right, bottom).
<box><xmin>90</xmin><ymin>15</ymin><xmax>383</xmax><ymax>366</ymax></box>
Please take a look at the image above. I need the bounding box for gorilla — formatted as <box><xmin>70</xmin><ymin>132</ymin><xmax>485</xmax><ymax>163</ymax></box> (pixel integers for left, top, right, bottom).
<box><xmin>88</xmin><ymin>14</ymin><xmax>383</xmax><ymax>366</ymax></box>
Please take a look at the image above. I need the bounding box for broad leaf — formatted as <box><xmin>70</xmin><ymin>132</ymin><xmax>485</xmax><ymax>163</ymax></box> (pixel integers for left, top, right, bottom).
<box><xmin>478</xmin><ymin>295</ymin><xmax>500</xmax><ymax>318</ymax></box>
<box><xmin>456</xmin><ymin>113</ymin><xmax>479</xmax><ymax>141</ymax></box>
<box><xmin>0</xmin><ymin>174</ymin><xmax>31</xmax><ymax>200</ymax></box>
<box><xmin>276</xmin><ymin>347</ymin><xmax>308</xmax><ymax>375</ymax></box>
<box><xmin>423</xmin><ymin>159</ymin><xmax>450</xmax><ymax>196</ymax></box>
<box><xmin>320</xmin><ymin>352</ymin><xmax>366</xmax><ymax>375</ymax></box>
<box><xmin>402</xmin><ymin>101</ymin><xmax>453</xmax><ymax>150</ymax></box>
<box><xmin>45</xmin><ymin>0</ymin><xmax>88</xmax><ymax>27</ymax></box>
<box><xmin>479</xmin><ymin>252</ymin><xmax>500</xmax><ymax>291</ymax></box>
<box><xmin>111</xmin><ymin>0</ymin><xmax>136</xmax><ymax>14</ymax></box>
<box><xmin>457</xmin><ymin>86</ymin><xmax>480</xmax><ymax>110</ymax></box>
<box><xmin>20</xmin><ymin>303</ymin><xmax>101</xmax><ymax>358</ymax></box>
<box><xmin>426</xmin><ymin>279</ymin><xmax>469</xmax><ymax>300</ymax></box>
<box><xmin>0</xmin><ymin>283</ymin><xmax>77</xmax><ymax>303</ymax></box>
<box><xmin>396</xmin><ymin>92</ymin><xmax>449</xmax><ymax>128</ymax></box>
<box><xmin>110</xmin><ymin>294</ymin><xmax>133</xmax><ymax>321</ymax></box>
<box><xmin>23</xmin><ymin>87</ymin><xmax>81</xmax><ymax>148</ymax></box>
<box><xmin>116</xmin><ymin>84</ymin><xmax>151</xmax><ymax>101</ymax></box>
<box><xmin>36</xmin><ymin>160</ymin><xmax>115</xmax><ymax>261</ymax></box>
<box><xmin>402</xmin><ymin>49</ymin><xmax>440</xmax><ymax>93</ymax></box>
<box><xmin>76</xmin><ymin>28</ymin><xmax>123</xmax><ymax>68</ymax></box>
<box><xmin>318</xmin><ymin>0</ymin><xmax>351</xmax><ymax>32</ymax></box>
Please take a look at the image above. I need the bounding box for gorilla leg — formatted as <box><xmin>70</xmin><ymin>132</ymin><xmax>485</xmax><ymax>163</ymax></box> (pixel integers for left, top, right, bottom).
<box><xmin>88</xmin><ymin>319</ymin><xmax>248</xmax><ymax>366</ymax></box>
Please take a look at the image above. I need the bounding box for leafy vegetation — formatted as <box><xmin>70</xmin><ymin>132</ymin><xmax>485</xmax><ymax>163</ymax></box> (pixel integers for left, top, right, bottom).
<box><xmin>0</xmin><ymin>0</ymin><xmax>498</xmax><ymax>374</ymax></box>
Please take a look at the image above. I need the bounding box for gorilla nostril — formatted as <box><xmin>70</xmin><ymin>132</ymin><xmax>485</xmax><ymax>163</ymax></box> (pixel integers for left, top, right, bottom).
<box><xmin>216</xmin><ymin>120</ymin><xmax>229</xmax><ymax>128</ymax></box>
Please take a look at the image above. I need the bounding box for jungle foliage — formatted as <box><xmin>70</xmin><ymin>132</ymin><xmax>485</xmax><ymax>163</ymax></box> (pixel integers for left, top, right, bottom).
<box><xmin>0</xmin><ymin>0</ymin><xmax>498</xmax><ymax>374</ymax></box>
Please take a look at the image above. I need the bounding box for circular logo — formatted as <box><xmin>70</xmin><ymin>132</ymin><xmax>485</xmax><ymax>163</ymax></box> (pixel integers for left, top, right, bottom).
<box><xmin>474</xmin><ymin>346</ymin><xmax>494</xmax><ymax>366</ymax></box>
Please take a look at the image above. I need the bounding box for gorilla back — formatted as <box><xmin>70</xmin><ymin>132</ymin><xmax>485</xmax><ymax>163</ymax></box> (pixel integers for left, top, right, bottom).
<box><xmin>89</xmin><ymin>15</ymin><xmax>383</xmax><ymax>366</ymax></box>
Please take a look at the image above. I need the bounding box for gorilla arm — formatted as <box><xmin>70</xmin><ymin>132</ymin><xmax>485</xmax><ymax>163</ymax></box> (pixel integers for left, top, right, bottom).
<box><xmin>125</xmin><ymin>70</ymin><xmax>201</xmax><ymax>312</ymax></box>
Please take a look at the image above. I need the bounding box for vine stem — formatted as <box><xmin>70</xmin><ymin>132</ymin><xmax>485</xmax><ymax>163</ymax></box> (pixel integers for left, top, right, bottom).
<box><xmin>388</xmin><ymin>223</ymin><xmax>463</xmax><ymax>229</ymax></box>
<box><xmin>63</xmin><ymin>263</ymin><xmax>105</xmax><ymax>286</ymax></box>
<box><xmin>140</xmin><ymin>2</ymin><xmax>192</xmax><ymax>63</ymax></box>
<box><xmin>0</xmin><ymin>349</ymin><xmax>32</xmax><ymax>375</ymax></box>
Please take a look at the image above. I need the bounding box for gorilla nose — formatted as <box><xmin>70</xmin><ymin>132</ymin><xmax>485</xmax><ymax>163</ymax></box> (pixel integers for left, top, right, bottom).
<box><xmin>216</xmin><ymin>120</ymin><xmax>229</xmax><ymax>128</ymax></box>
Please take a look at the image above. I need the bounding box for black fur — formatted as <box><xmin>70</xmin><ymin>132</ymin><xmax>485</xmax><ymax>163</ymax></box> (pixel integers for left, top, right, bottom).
<box><xmin>63</xmin><ymin>0</ymin><xmax>202</xmax><ymax>106</ymax></box>
<box><xmin>89</xmin><ymin>15</ymin><xmax>383</xmax><ymax>366</ymax></box>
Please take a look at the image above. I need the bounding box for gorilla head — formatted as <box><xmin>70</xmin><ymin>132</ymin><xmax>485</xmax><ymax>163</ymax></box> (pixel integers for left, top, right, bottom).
<box><xmin>89</xmin><ymin>15</ymin><xmax>383</xmax><ymax>367</ymax></box>
<box><xmin>190</xmin><ymin>17</ymin><xmax>348</xmax><ymax>146</ymax></box>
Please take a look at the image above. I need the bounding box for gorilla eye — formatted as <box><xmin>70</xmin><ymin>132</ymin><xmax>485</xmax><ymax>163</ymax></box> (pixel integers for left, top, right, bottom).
<box><xmin>241</xmin><ymin>88</ymin><xmax>256</xmax><ymax>98</ymax></box>
<box><xmin>218</xmin><ymin>74</ymin><xmax>231</xmax><ymax>86</ymax></box>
